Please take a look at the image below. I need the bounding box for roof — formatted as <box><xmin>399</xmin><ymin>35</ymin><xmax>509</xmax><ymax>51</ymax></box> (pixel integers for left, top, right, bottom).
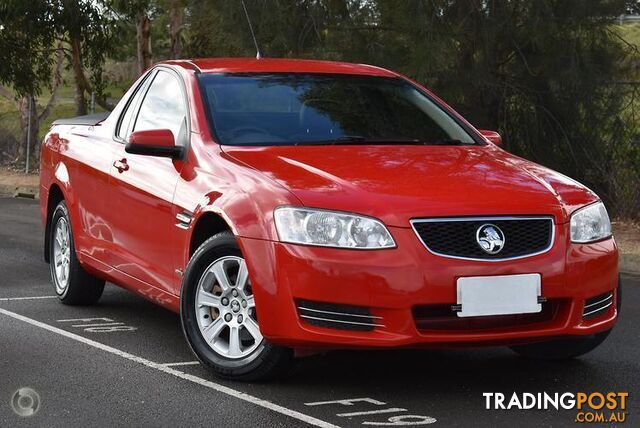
<box><xmin>162</xmin><ymin>58</ymin><xmax>397</xmax><ymax>77</ymax></box>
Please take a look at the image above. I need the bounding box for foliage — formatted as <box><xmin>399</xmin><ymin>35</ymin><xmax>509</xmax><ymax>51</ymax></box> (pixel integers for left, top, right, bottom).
<box><xmin>55</xmin><ymin>0</ymin><xmax>118</xmax><ymax>109</ymax></box>
<box><xmin>185</xmin><ymin>0</ymin><xmax>327</xmax><ymax>58</ymax></box>
<box><xmin>0</xmin><ymin>0</ymin><xmax>115</xmax><ymax>98</ymax></box>
<box><xmin>184</xmin><ymin>0</ymin><xmax>640</xmax><ymax>218</ymax></box>
<box><xmin>0</xmin><ymin>1</ymin><xmax>57</xmax><ymax>96</ymax></box>
<box><xmin>0</xmin><ymin>0</ymin><xmax>638</xmax><ymax>217</ymax></box>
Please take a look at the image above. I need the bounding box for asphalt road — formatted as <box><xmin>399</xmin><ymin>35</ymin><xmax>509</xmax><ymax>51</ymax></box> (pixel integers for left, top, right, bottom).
<box><xmin>1</xmin><ymin>197</ymin><xmax>638</xmax><ymax>427</ymax></box>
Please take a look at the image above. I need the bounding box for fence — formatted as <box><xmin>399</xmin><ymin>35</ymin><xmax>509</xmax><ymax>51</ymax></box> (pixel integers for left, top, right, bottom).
<box><xmin>0</xmin><ymin>107</ymin><xmax>27</xmax><ymax>172</ymax></box>
<box><xmin>0</xmin><ymin>92</ymin><xmax>107</xmax><ymax>174</ymax></box>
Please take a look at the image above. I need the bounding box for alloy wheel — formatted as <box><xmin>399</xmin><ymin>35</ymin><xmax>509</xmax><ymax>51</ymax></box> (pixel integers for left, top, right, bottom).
<box><xmin>195</xmin><ymin>256</ymin><xmax>263</xmax><ymax>359</ymax></box>
<box><xmin>52</xmin><ymin>217</ymin><xmax>71</xmax><ymax>294</ymax></box>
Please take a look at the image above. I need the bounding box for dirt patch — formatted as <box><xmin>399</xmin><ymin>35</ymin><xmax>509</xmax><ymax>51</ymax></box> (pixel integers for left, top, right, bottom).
<box><xmin>0</xmin><ymin>169</ymin><xmax>39</xmax><ymax>187</ymax></box>
<box><xmin>0</xmin><ymin>168</ymin><xmax>39</xmax><ymax>197</ymax></box>
<box><xmin>613</xmin><ymin>222</ymin><xmax>640</xmax><ymax>274</ymax></box>
<box><xmin>613</xmin><ymin>222</ymin><xmax>640</xmax><ymax>254</ymax></box>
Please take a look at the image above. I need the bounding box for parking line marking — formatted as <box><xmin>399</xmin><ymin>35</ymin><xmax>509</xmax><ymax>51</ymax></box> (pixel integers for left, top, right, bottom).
<box><xmin>0</xmin><ymin>295</ymin><xmax>57</xmax><ymax>301</ymax></box>
<box><xmin>0</xmin><ymin>307</ymin><xmax>338</xmax><ymax>428</ymax></box>
<box><xmin>161</xmin><ymin>361</ymin><xmax>201</xmax><ymax>367</ymax></box>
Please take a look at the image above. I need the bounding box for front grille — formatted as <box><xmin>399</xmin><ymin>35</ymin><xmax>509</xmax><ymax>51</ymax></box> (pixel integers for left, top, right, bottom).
<box><xmin>411</xmin><ymin>217</ymin><xmax>554</xmax><ymax>261</ymax></box>
<box><xmin>583</xmin><ymin>292</ymin><xmax>614</xmax><ymax>320</ymax></box>
<box><xmin>296</xmin><ymin>300</ymin><xmax>383</xmax><ymax>331</ymax></box>
<box><xmin>413</xmin><ymin>300</ymin><xmax>562</xmax><ymax>332</ymax></box>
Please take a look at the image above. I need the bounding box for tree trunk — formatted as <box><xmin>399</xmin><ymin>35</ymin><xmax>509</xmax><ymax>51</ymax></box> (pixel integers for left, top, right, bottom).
<box><xmin>70</xmin><ymin>38</ymin><xmax>88</xmax><ymax>116</ymax></box>
<box><xmin>39</xmin><ymin>43</ymin><xmax>65</xmax><ymax>124</ymax></box>
<box><xmin>8</xmin><ymin>44</ymin><xmax>63</xmax><ymax>167</ymax></box>
<box><xmin>169</xmin><ymin>3</ymin><xmax>184</xmax><ymax>59</ymax></box>
<box><xmin>136</xmin><ymin>10</ymin><xmax>153</xmax><ymax>75</ymax></box>
<box><xmin>68</xmin><ymin>39</ymin><xmax>115</xmax><ymax>113</ymax></box>
<box><xmin>94</xmin><ymin>94</ymin><xmax>115</xmax><ymax>112</ymax></box>
<box><xmin>18</xmin><ymin>95</ymin><xmax>38</xmax><ymax>166</ymax></box>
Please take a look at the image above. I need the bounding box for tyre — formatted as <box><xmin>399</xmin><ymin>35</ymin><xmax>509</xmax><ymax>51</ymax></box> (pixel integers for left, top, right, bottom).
<box><xmin>180</xmin><ymin>231</ymin><xmax>292</xmax><ymax>381</ymax></box>
<box><xmin>49</xmin><ymin>201</ymin><xmax>105</xmax><ymax>305</ymax></box>
<box><xmin>510</xmin><ymin>329</ymin><xmax>611</xmax><ymax>360</ymax></box>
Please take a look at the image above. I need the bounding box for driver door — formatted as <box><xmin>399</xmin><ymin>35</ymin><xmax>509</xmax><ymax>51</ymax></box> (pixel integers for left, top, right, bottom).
<box><xmin>107</xmin><ymin>68</ymin><xmax>189</xmax><ymax>294</ymax></box>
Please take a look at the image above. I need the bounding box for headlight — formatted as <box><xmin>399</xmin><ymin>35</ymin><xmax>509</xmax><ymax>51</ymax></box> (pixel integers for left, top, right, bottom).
<box><xmin>274</xmin><ymin>207</ymin><xmax>395</xmax><ymax>249</ymax></box>
<box><xmin>570</xmin><ymin>202</ymin><xmax>612</xmax><ymax>243</ymax></box>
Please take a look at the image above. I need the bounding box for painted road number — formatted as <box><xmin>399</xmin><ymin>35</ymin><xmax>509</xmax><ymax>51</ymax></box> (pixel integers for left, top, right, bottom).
<box><xmin>57</xmin><ymin>317</ymin><xmax>137</xmax><ymax>333</ymax></box>
<box><xmin>305</xmin><ymin>397</ymin><xmax>437</xmax><ymax>425</ymax></box>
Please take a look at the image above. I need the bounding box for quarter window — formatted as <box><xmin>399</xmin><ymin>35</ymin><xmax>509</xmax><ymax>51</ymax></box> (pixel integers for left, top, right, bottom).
<box><xmin>116</xmin><ymin>73</ymin><xmax>152</xmax><ymax>140</ymax></box>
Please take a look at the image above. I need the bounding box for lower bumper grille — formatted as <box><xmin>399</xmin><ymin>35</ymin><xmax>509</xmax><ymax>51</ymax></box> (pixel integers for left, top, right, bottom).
<box><xmin>583</xmin><ymin>292</ymin><xmax>614</xmax><ymax>320</ymax></box>
<box><xmin>297</xmin><ymin>300</ymin><xmax>383</xmax><ymax>331</ymax></box>
<box><xmin>413</xmin><ymin>300</ymin><xmax>562</xmax><ymax>332</ymax></box>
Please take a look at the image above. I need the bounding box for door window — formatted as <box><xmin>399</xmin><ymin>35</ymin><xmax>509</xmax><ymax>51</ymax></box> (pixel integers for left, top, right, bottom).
<box><xmin>133</xmin><ymin>70</ymin><xmax>188</xmax><ymax>146</ymax></box>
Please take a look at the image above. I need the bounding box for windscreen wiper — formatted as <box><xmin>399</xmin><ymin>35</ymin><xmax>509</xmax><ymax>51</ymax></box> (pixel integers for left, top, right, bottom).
<box><xmin>293</xmin><ymin>136</ymin><xmax>367</xmax><ymax>146</ymax></box>
<box><xmin>424</xmin><ymin>139</ymin><xmax>469</xmax><ymax>145</ymax></box>
<box><xmin>293</xmin><ymin>136</ymin><xmax>472</xmax><ymax>146</ymax></box>
<box><xmin>365</xmin><ymin>138</ymin><xmax>469</xmax><ymax>145</ymax></box>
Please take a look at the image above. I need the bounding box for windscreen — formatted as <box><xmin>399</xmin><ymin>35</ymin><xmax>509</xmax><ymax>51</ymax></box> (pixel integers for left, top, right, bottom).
<box><xmin>199</xmin><ymin>73</ymin><xmax>478</xmax><ymax>146</ymax></box>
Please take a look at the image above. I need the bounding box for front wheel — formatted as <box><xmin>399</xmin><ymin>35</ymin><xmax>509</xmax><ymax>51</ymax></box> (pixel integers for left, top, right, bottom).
<box><xmin>180</xmin><ymin>232</ymin><xmax>292</xmax><ymax>381</ymax></box>
<box><xmin>510</xmin><ymin>329</ymin><xmax>611</xmax><ymax>360</ymax></box>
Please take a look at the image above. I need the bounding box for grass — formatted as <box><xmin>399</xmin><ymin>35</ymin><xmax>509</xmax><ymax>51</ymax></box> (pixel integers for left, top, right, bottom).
<box><xmin>615</xmin><ymin>21</ymin><xmax>640</xmax><ymax>49</ymax></box>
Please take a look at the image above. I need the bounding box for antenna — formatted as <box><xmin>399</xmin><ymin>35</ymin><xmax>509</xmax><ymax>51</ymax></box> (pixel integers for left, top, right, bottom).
<box><xmin>241</xmin><ymin>0</ymin><xmax>262</xmax><ymax>59</ymax></box>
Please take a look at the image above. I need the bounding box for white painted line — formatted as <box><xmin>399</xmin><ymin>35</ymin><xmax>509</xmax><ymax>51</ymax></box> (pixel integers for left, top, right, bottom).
<box><xmin>0</xmin><ymin>295</ymin><xmax>57</xmax><ymax>301</ymax></box>
<box><xmin>0</xmin><ymin>307</ymin><xmax>338</xmax><ymax>428</ymax></box>
<box><xmin>338</xmin><ymin>407</ymin><xmax>407</xmax><ymax>417</ymax></box>
<box><xmin>161</xmin><ymin>361</ymin><xmax>201</xmax><ymax>367</ymax></box>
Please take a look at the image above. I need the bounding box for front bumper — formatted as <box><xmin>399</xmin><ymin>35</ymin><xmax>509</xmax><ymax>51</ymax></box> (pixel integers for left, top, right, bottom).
<box><xmin>239</xmin><ymin>223</ymin><xmax>619</xmax><ymax>350</ymax></box>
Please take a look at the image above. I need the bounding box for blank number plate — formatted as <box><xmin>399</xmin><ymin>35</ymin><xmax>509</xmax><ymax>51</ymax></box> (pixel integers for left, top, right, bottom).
<box><xmin>456</xmin><ymin>273</ymin><xmax>542</xmax><ymax>318</ymax></box>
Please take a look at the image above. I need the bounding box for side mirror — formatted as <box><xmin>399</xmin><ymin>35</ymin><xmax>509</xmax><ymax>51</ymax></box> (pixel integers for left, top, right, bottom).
<box><xmin>125</xmin><ymin>129</ymin><xmax>184</xmax><ymax>159</ymax></box>
<box><xmin>479</xmin><ymin>130</ymin><xmax>503</xmax><ymax>146</ymax></box>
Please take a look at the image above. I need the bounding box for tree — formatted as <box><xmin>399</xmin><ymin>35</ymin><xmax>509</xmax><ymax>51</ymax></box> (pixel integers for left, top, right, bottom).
<box><xmin>1</xmin><ymin>0</ymin><xmax>637</xmax><ymax>215</ymax></box>
<box><xmin>317</xmin><ymin>0</ymin><xmax>638</xmax><ymax>217</ymax></box>
<box><xmin>0</xmin><ymin>1</ymin><xmax>57</xmax><ymax>95</ymax></box>
<box><xmin>107</xmin><ymin>0</ymin><xmax>156</xmax><ymax>75</ymax></box>
<box><xmin>169</xmin><ymin>0</ymin><xmax>185</xmax><ymax>59</ymax></box>
<box><xmin>0</xmin><ymin>0</ymin><xmax>65</xmax><ymax>165</ymax></box>
<box><xmin>185</xmin><ymin>0</ymin><xmax>326</xmax><ymax>58</ymax></box>
<box><xmin>53</xmin><ymin>0</ymin><xmax>117</xmax><ymax>115</ymax></box>
<box><xmin>183</xmin><ymin>0</ymin><xmax>638</xmax><ymax>217</ymax></box>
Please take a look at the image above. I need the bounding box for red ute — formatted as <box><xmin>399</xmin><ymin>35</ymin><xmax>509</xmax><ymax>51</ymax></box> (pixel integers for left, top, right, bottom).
<box><xmin>40</xmin><ymin>58</ymin><xmax>619</xmax><ymax>380</ymax></box>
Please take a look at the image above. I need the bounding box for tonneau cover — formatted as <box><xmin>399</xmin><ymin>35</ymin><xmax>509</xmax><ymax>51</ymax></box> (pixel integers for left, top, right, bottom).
<box><xmin>52</xmin><ymin>112</ymin><xmax>110</xmax><ymax>126</ymax></box>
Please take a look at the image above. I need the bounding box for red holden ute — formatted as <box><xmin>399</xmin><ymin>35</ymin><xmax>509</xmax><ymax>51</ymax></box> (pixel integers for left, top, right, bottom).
<box><xmin>40</xmin><ymin>58</ymin><xmax>619</xmax><ymax>380</ymax></box>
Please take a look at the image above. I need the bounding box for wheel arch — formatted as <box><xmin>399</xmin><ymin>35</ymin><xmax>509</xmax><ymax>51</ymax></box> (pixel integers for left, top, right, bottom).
<box><xmin>44</xmin><ymin>183</ymin><xmax>65</xmax><ymax>263</ymax></box>
<box><xmin>189</xmin><ymin>211</ymin><xmax>233</xmax><ymax>258</ymax></box>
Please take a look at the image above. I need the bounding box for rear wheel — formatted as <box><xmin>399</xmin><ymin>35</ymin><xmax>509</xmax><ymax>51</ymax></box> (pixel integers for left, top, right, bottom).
<box><xmin>49</xmin><ymin>201</ymin><xmax>105</xmax><ymax>305</ymax></box>
<box><xmin>510</xmin><ymin>329</ymin><xmax>611</xmax><ymax>360</ymax></box>
<box><xmin>180</xmin><ymin>232</ymin><xmax>292</xmax><ymax>381</ymax></box>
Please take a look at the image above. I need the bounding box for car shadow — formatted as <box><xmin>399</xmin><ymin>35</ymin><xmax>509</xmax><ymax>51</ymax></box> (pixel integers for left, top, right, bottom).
<box><xmin>96</xmin><ymin>282</ymin><xmax>631</xmax><ymax>396</ymax></box>
<box><xmin>286</xmin><ymin>347</ymin><xmax>613</xmax><ymax>394</ymax></box>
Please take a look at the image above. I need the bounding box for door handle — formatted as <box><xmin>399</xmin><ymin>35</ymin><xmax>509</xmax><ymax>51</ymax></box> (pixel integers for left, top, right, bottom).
<box><xmin>113</xmin><ymin>158</ymin><xmax>129</xmax><ymax>173</ymax></box>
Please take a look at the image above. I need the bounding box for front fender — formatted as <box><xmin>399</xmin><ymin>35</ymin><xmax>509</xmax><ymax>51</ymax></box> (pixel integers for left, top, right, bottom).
<box><xmin>174</xmin><ymin>148</ymin><xmax>302</xmax><ymax>271</ymax></box>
